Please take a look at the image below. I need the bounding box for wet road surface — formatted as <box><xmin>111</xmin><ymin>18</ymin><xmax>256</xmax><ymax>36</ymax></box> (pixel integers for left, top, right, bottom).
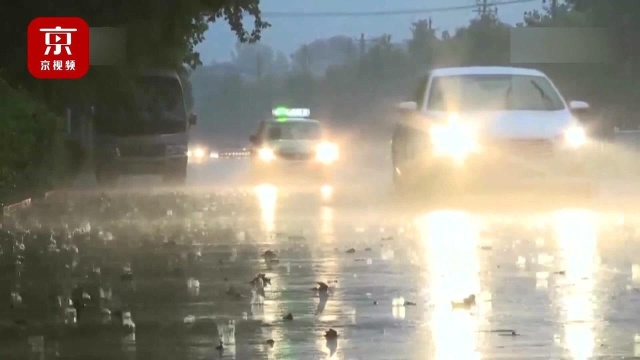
<box><xmin>6</xmin><ymin>147</ymin><xmax>640</xmax><ymax>359</ymax></box>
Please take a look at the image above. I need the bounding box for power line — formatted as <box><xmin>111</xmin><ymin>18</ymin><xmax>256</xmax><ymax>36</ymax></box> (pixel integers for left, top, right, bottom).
<box><xmin>261</xmin><ymin>0</ymin><xmax>535</xmax><ymax>18</ymax></box>
<box><xmin>474</xmin><ymin>0</ymin><xmax>499</xmax><ymax>16</ymax></box>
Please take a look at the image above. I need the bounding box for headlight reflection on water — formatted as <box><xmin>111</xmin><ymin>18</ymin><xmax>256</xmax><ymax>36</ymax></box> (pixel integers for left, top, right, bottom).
<box><xmin>409</xmin><ymin>208</ymin><xmax>603</xmax><ymax>359</ymax></box>
<box><xmin>417</xmin><ymin>210</ymin><xmax>483</xmax><ymax>360</ymax></box>
<box><xmin>552</xmin><ymin>208</ymin><xmax>599</xmax><ymax>359</ymax></box>
<box><xmin>255</xmin><ymin>184</ymin><xmax>277</xmax><ymax>235</ymax></box>
<box><xmin>254</xmin><ymin>183</ymin><xmax>285</xmax><ymax>359</ymax></box>
<box><xmin>316</xmin><ymin>201</ymin><xmax>347</xmax><ymax>359</ymax></box>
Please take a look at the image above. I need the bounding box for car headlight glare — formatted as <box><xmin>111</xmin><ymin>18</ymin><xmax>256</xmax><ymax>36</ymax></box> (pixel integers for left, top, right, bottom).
<box><xmin>258</xmin><ymin>147</ymin><xmax>275</xmax><ymax>162</ymax></box>
<box><xmin>316</xmin><ymin>142</ymin><xmax>339</xmax><ymax>164</ymax></box>
<box><xmin>565</xmin><ymin>125</ymin><xmax>586</xmax><ymax>148</ymax></box>
<box><xmin>429</xmin><ymin>121</ymin><xmax>478</xmax><ymax>162</ymax></box>
<box><xmin>193</xmin><ymin>147</ymin><xmax>205</xmax><ymax>158</ymax></box>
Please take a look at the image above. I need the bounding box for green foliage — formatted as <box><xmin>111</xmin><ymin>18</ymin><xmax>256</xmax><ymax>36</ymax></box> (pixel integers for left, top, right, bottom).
<box><xmin>0</xmin><ymin>0</ymin><xmax>268</xmax><ymax>73</ymax></box>
<box><xmin>0</xmin><ymin>0</ymin><xmax>268</xmax><ymax>202</ymax></box>
<box><xmin>408</xmin><ymin>19</ymin><xmax>437</xmax><ymax>66</ymax></box>
<box><xmin>0</xmin><ymin>79</ymin><xmax>68</xmax><ymax>206</ymax></box>
<box><xmin>0</xmin><ymin>0</ymin><xmax>270</xmax><ymax>117</ymax></box>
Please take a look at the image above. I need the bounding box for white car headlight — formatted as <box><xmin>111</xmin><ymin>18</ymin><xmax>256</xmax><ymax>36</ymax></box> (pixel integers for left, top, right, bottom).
<box><xmin>429</xmin><ymin>116</ymin><xmax>478</xmax><ymax>163</ymax></box>
<box><xmin>565</xmin><ymin>125</ymin><xmax>586</xmax><ymax>148</ymax></box>
<box><xmin>316</xmin><ymin>142</ymin><xmax>339</xmax><ymax>164</ymax></box>
<box><xmin>258</xmin><ymin>147</ymin><xmax>275</xmax><ymax>162</ymax></box>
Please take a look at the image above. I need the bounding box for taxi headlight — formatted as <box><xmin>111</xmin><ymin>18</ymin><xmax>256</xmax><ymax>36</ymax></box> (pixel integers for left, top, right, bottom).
<box><xmin>565</xmin><ymin>125</ymin><xmax>586</xmax><ymax>148</ymax></box>
<box><xmin>316</xmin><ymin>142</ymin><xmax>339</xmax><ymax>164</ymax></box>
<box><xmin>258</xmin><ymin>147</ymin><xmax>275</xmax><ymax>162</ymax></box>
<box><xmin>429</xmin><ymin>118</ymin><xmax>478</xmax><ymax>162</ymax></box>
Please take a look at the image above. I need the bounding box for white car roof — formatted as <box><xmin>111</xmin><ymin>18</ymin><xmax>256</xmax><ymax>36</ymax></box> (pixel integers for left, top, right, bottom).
<box><xmin>431</xmin><ymin>66</ymin><xmax>546</xmax><ymax>77</ymax></box>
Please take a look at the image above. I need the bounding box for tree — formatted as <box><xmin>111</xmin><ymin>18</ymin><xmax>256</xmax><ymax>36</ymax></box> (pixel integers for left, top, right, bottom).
<box><xmin>232</xmin><ymin>42</ymin><xmax>277</xmax><ymax>78</ymax></box>
<box><xmin>408</xmin><ymin>18</ymin><xmax>438</xmax><ymax>67</ymax></box>
<box><xmin>290</xmin><ymin>36</ymin><xmax>356</xmax><ymax>75</ymax></box>
<box><xmin>450</xmin><ymin>15</ymin><xmax>511</xmax><ymax>66</ymax></box>
<box><xmin>291</xmin><ymin>45</ymin><xmax>312</xmax><ymax>73</ymax></box>
<box><xmin>272</xmin><ymin>51</ymin><xmax>290</xmax><ymax>75</ymax></box>
<box><xmin>0</xmin><ymin>0</ymin><xmax>271</xmax><ymax>201</ymax></box>
<box><xmin>0</xmin><ymin>0</ymin><xmax>270</xmax><ymax>110</ymax></box>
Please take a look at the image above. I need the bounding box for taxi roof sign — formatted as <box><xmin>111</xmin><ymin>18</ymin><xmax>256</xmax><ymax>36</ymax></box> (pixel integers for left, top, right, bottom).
<box><xmin>272</xmin><ymin>107</ymin><xmax>310</xmax><ymax>118</ymax></box>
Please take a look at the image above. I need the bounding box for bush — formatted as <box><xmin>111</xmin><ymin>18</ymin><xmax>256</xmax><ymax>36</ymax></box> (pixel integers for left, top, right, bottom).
<box><xmin>0</xmin><ymin>78</ymin><xmax>71</xmax><ymax>207</ymax></box>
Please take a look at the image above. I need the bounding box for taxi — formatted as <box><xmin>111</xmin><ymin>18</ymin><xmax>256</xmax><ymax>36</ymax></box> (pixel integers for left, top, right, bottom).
<box><xmin>249</xmin><ymin>107</ymin><xmax>339</xmax><ymax>181</ymax></box>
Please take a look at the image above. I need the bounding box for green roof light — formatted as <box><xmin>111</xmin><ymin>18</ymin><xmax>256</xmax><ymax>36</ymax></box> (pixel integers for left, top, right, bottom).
<box><xmin>272</xmin><ymin>107</ymin><xmax>310</xmax><ymax>118</ymax></box>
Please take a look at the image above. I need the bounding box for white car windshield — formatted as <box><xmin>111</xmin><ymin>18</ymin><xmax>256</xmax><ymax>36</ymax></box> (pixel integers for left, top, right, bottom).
<box><xmin>427</xmin><ymin>74</ymin><xmax>565</xmax><ymax>111</ymax></box>
<box><xmin>266</xmin><ymin>122</ymin><xmax>321</xmax><ymax>140</ymax></box>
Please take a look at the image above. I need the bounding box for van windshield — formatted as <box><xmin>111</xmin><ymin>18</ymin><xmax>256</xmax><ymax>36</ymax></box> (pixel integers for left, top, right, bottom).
<box><xmin>94</xmin><ymin>75</ymin><xmax>187</xmax><ymax>136</ymax></box>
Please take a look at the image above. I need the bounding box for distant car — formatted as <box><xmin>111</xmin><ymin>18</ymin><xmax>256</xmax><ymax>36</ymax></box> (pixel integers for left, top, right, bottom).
<box><xmin>249</xmin><ymin>107</ymin><xmax>339</xmax><ymax>182</ymax></box>
<box><xmin>391</xmin><ymin>66</ymin><xmax>592</xmax><ymax>192</ymax></box>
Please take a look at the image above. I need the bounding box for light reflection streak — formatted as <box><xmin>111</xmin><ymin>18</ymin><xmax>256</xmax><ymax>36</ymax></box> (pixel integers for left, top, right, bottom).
<box><xmin>417</xmin><ymin>210</ymin><xmax>482</xmax><ymax>360</ymax></box>
<box><xmin>315</xmin><ymin>204</ymin><xmax>345</xmax><ymax>358</ymax></box>
<box><xmin>254</xmin><ymin>184</ymin><xmax>282</xmax><ymax>358</ymax></box>
<box><xmin>552</xmin><ymin>208</ymin><xmax>598</xmax><ymax>359</ymax></box>
<box><xmin>320</xmin><ymin>206</ymin><xmax>334</xmax><ymax>238</ymax></box>
<box><xmin>255</xmin><ymin>184</ymin><xmax>277</xmax><ymax>236</ymax></box>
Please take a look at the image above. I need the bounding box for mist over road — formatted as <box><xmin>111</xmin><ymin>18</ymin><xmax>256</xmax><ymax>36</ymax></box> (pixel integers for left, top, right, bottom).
<box><xmin>6</xmin><ymin>137</ymin><xmax>640</xmax><ymax>359</ymax></box>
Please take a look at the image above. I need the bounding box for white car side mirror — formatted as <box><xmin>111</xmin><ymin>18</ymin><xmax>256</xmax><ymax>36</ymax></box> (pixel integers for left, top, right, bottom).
<box><xmin>569</xmin><ymin>100</ymin><xmax>590</xmax><ymax>111</ymax></box>
<box><xmin>397</xmin><ymin>101</ymin><xmax>418</xmax><ymax>112</ymax></box>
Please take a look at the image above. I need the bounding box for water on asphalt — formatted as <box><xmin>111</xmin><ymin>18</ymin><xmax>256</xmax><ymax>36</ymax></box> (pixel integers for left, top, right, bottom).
<box><xmin>5</xmin><ymin>154</ymin><xmax>640</xmax><ymax>359</ymax></box>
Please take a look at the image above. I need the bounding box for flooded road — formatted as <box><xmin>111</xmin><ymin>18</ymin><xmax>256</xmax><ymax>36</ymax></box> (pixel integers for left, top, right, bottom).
<box><xmin>5</xmin><ymin>153</ymin><xmax>640</xmax><ymax>359</ymax></box>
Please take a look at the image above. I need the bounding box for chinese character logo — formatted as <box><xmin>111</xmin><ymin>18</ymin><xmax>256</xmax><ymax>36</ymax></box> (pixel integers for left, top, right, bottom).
<box><xmin>42</xmin><ymin>26</ymin><xmax>75</xmax><ymax>55</ymax></box>
<box><xmin>28</xmin><ymin>17</ymin><xmax>89</xmax><ymax>79</ymax></box>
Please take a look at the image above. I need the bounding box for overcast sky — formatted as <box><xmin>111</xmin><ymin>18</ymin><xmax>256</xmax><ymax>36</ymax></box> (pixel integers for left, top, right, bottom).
<box><xmin>196</xmin><ymin>0</ymin><xmax>543</xmax><ymax>64</ymax></box>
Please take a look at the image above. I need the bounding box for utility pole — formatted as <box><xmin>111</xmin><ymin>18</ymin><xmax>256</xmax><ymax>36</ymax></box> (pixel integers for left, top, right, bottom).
<box><xmin>473</xmin><ymin>0</ymin><xmax>486</xmax><ymax>16</ymax></box>
<box><xmin>474</xmin><ymin>0</ymin><xmax>497</xmax><ymax>18</ymax></box>
<box><xmin>359</xmin><ymin>33</ymin><xmax>365</xmax><ymax>58</ymax></box>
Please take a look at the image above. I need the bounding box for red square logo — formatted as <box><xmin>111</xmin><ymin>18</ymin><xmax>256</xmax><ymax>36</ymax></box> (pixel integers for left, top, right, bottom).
<box><xmin>28</xmin><ymin>17</ymin><xmax>89</xmax><ymax>79</ymax></box>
